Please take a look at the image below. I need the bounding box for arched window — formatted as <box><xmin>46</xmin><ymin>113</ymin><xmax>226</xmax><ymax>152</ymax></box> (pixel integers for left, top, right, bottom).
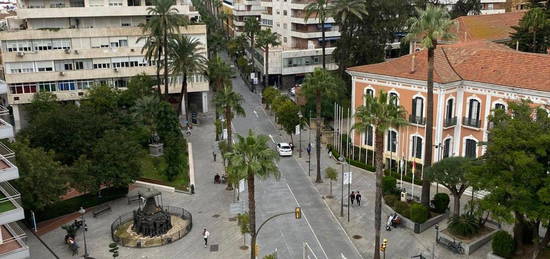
<box><xmin>412</xmin><ymin>136</ymin><xmax>423</xmax><ymax>159</ymax></box>
<box><xmin>466</xmin><ymin>99</ymin><xmax>481</xmax><ymax>127</ymax></box>
<box><xmin>443</xmin><ymin>138</ymin><xmax>451</xmax><ymax>158</ymax></box>
<box><xmin>364</xmin><ymin>125</ymin><xmax>373</xmax><ymax>146</ymax></box>
<box><xmin>387</xmin><ymin>130</ymin><xmax>397</xmax><ymax>152</ymax></box>
<box><xmin>412</xmin><ymin>97</ymin><xmax>424</xmax><ymax>122</ymax></box>
<box><xmin>365</xmin><ymin>88</ymin><xmax>374</xmax><ymax>97</ymax></box>
<box><xmin>495</xmin><ymin>103</ymin><xmax>506</xmax><ymax>110</ymax></box>
<box><xmin>389</xmin><ymin>92</ymin><xmax>398</xmax><ymax>106</ymax></box>
<box><xmin>446</xmin><ymin>98</ymin><xmax>454</xmax><ymax>121</ymax></box>
<box><xmin>465</xmin><ymin>139</ymin><xmax>477</xmax><ymax>158</ymax></box>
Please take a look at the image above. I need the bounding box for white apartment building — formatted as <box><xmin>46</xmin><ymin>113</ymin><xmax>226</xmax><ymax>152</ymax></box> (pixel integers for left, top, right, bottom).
<box><xmin>0</xmin><ymin>0</ymin><xmax>208</xmax><ymax>131</ymax></box>
<box><xmin>0</xmin><ymin>92</ymin><xmax>28</xmax><ymax>257</ymax></box>
<box><xmin>438</xmin><ymin>0</ymin><xmax>507</xmax><ymax>14</ymax></box>
<box><xmin>258</xmin><ymin>0</ymin><xmax>338</xmax><ymax>88</ymax></box>
<box><xmin>222</xmin><ymin>0</ymin><xmax>263</xmax><ymax>35</ymax></box>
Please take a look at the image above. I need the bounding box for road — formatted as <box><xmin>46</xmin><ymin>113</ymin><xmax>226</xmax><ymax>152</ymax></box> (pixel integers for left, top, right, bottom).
<box><xmin>225</xmin><ymin>54</ymin><xmax>362</xmax><ymax>259</ymax></box>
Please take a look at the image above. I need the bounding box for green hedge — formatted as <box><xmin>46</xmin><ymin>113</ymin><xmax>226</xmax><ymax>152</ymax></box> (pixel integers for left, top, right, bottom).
<box><xmin>492</xmin><ymin>231</ymin><xmax>515</xmax><ymax>258</ymax></box>
<box><xmin>383</xmin><ymin>176</ymin><xmax>397</xmax><ymax>195</ymax></box>
<box><xmin>432</xmin><ymin>193</ymin><xmax>450</xmax><ymax>213</ymax></box>
<box><xmin>410</xmin><ymin>203</ymin><xmax>429</xmax><ymax>224</ymax></box>
<box><xmin>33</xmin><ymin>186</ymin><xmax>128</xmax><ymax>222</ymax></box>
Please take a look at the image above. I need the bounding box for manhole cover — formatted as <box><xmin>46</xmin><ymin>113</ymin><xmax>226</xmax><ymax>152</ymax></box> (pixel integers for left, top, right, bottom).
<box><xmin>210</xmin><ymin>244</ymin><xmax>219</xmax><ymax>252</ymax></box>
<box><xmin>352</xmin><ymin>235</ymin><xmax>362</xmax><ymax>239</ymax></box>
<box><xmin>212</xmin><ymin>214</ymin><xmax>220</xmax><ymax>218</ymax></box>
<box><xmin>228</xmin><ymin>217</ymin><xmax>237</xmax><ymax>222</ymax></box>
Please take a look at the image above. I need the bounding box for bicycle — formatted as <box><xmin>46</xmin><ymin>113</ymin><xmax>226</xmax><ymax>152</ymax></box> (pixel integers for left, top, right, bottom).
<box><xmin>411</xmin><ymin>254</ymin><xmax>426</xmax><ymax>259</ymax></box>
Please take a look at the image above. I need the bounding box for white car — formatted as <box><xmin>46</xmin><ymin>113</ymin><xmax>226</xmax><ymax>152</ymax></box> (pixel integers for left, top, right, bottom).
<box><xmin>277</xmin><ymin>143</ymin><xmax>293</xmax><ymax>157</ymax></box>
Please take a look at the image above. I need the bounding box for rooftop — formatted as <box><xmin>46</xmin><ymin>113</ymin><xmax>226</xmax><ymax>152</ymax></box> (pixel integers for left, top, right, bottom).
<box><xmin>347</xmin><ymin>41</ymin><xmax>550</xmax><ymax>92</ymax></box>
<box><xmin>453</xmin><ymin>11</ymin><xmax>525</xmax><ymax>42</ymax></box>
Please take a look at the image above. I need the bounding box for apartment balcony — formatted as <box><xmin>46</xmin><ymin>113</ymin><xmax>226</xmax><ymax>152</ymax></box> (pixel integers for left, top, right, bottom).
<box><xmin>444</xmin><ymin>116</ymin><xmax>457</xmax><ymax>127</ymax></box>
<box><xmin>0</xmin><ymin>143</ymin><xmax>17</xmax><ymax>182</ymax></box>
<box><xmin>260</xmin><ymin>0</ymin><xmax>272</xmax><ymax>7</ymax></box>
<box><xmin>289</xmin><ymin>29</ymin><xmax>340</xmax><ymax>39</ymax></box>
<box><xmin>408</xmin><ymin>115</ymin><xmax>426</xmax><ymax>125</ymax></box>
<box><xmin>0</xmin><ymin>182</ymin><xmax>24</xmax><ymax>226</ymax></box>
<box><xmin>17</xmin><ymin>5</ymin><xmax>193</xmax><ymax>19</ymax></box>
<box><xmin>462</xmin><ymin>116</ymin><xmax>481</xmax><ymax>128</ymax></box>
<box><xmin>0</xmin><ymin>119</ymin><xmax>13</xmax><ymax>139</ymax></box>
<box><xmin>290</xmin><ymin>16</ymin><xmax>335</xmax><ymax>25</ymax></box>
<box><xmin>0</xmin><ymin>222</ymin><xmax>29</xmax><ymax>259</ymax></box>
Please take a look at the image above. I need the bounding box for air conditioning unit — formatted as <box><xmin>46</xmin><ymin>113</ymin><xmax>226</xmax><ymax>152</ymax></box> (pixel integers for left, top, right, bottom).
<box><xmin>113</xmin><ymin>68</ymin><xmax>119</xmax><ymax>72</ymax></box>
<box><xmin>130</xmin><ymin>48</ymin><xmax>135</xmax><ymax>52</ymax></box>
<box><xmin>64</xmin><ymin>49</ymin><xmax>70</xmax><ymax>54</ymax></box>
<box><xmin>74</xmin><ymin>50</ymin><xmax>79</xmax><ymax>54</ymax></box>
<box><xmin>16</xmin><ymin>52</ymin><xmax>24</xmax><ymax>57</ymax></box>
<box><xmin>59</xmin><ymin>71</ymin><xmax>65</xmax><ymax>76</ymax></box>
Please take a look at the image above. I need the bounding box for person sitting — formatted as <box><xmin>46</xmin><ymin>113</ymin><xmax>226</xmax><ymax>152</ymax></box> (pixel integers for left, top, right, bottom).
<box><xmin>221</xmin><ymin>175</ymin><xmax>227</xmax><ymax>184</ymax></box>
<box><xmin>391</xmin><ymin>213</ymin><xmax>401</xmax><ymax>227</ymax></box>
<box><xmin>214</xmin><ymin>174</ymin><xmax>221</xmax><ymax>184</ymax></box>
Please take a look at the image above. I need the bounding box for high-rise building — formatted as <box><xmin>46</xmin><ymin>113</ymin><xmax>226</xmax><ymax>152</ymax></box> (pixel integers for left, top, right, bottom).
<box><xmin>257</xmin><ymin>0</ymin><xmax>339</xmax><ymax>88</ymax></box>
<box><xmin>222</xmin><ymin>0</ymin><xmax>263</xmax><ymax>35</ymax></box>
<box><xmin>0</xmin><ymin>0</ymin><xmax>208</xmax><ymax>131</ymax></box>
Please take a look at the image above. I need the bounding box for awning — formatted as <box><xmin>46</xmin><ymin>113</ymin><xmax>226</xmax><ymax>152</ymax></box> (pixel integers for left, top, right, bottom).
<box><xmin>317</xmin><ymin>36</ymin><xmax>340</xmax><ymax>42</ymax></box>
<box><xmin>316</xmin><ymin>23</ymin><xmax>333</xmax><ymax>29</ymax></box>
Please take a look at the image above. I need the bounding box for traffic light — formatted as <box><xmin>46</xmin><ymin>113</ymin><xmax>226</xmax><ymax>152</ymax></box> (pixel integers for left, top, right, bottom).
<box><xmin>295</xmin><ymin>207</ymin><xmax>302</xmax><ymax>219</ymax></box>
<box><xmin>380</xmin><ymin>239</ymin><xmax>388</xmax><ymax>251</ymax></box>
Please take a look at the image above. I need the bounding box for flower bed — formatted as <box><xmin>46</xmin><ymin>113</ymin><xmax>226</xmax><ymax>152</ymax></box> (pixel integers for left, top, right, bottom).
<box><xmin>382</xmin><ymin>194</ymin><xmax>448</xmax><ymax>234</ymax></box>
<box><xmin>439</xmin><ymin>224</ymin><xmax>499</xmax><ymax>255</ymax></box>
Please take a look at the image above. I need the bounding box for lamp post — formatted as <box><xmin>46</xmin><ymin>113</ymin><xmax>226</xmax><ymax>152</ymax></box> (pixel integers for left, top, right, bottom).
<box><xmin>308</xmin><ymin>110</ymin><xmax>312</xmax><ymax>175</ymax></box>
<box><xmin>78</xmin><ymin>207</ymin><xmax>89</xmax><ymax>258</ymax></box>
<box><xmin>298</xmin><ymin>112</ymin><xmax>303</xmax><ymax>158</ymax></box>
<box><xmin>339</xmin><ymin>155</ymin><xmax>345</xmax><ymax>217</ymax></box>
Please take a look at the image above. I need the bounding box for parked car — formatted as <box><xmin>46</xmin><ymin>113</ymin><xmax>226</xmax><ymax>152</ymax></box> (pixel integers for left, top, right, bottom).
<box><xmin>277</xmin><ymin>143</ymin><xmax>292</xmax><ymax>157</ymax></box>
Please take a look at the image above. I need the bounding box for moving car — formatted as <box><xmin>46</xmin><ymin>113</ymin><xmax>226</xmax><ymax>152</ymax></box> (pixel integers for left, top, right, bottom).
<box><xmin>277</xmin><ymin>143</ymin><xmax>292</xmax><ymax>157</ymax></box>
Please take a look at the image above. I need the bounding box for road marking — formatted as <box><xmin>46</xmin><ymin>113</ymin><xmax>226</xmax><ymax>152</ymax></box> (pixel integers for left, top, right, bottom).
<box><xmin>253</xmin><ymin>110</ymin><xmax>259</xmax><ymax>119</ymax></box>
<box><xmin>285</xmin><ymin>183</ymin><xmax>329</xmax><ymax>259</ymax></box>
<box><xmin>295</xmin><ymin>160</ymin><xmax>363</xmax><ymax>259</ymax></box>
<box><xmin>269</xmin><ymin>134</ymin><xmax>275</xmax><ymax>144</ymax></box>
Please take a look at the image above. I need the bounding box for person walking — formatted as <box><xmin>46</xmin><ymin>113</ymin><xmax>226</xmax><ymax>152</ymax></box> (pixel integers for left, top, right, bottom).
<box><xmin>307</xmin><ymin>143</ymin><xmax>312</xmax><ymax>157</ymax></box>
<box><xmin>356</xmin><ymin>191</ymin><xmax>362</xmax><ymax>206</ymax></box>
<box><xmin>349</xmin><ymin>191</ymin><xmax>356</xmax><ymax>206</ymax></box>
<box><xmin>213</xmin><ymin>151</ymin><xmax>217</xmax><ymax>162</ymax></box>
<box><xmin>203</xmin><ymin>228</ymin><xmax>210</xmax><ymax>248</ymax></box>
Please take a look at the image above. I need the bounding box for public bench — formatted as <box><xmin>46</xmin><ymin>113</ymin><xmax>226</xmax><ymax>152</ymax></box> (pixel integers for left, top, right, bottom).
<box><xmin>92</xmin><ymin>204</ymin><xmax>111</xmax><ymax>217</ymax></box>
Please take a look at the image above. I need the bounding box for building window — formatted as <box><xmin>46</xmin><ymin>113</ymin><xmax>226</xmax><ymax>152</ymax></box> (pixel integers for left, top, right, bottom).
<box><xmin>52</xmin><ymin>39</ymin><xmax>71</xmax><ymax>50</ymax></box>
<box><xmin>38</xmin><ymin>81</ymin><xmax>57</xmax><ymax>92</ymax></box>
<box><xmin>75</xmin><ymin>61</ymin><xmax>84</xmax><ymax>70</ymax></box>
<box><xmin>446</xmin><ymin>98</ymin><xmax>454</xmax><ymax>121</ymax></box>
<box><xmin>412</xmin><ymin>136</ymin><xmax>423</xmax><ymax>159</ymax></box>
<box><xmin>443</xmin><ymin>138</ymin><xmax>451</xmax><ymax>158</ymax></box>
<box><xmin>465</xmin><ymin>139</ymin><xmax>477</xmax><ymax>158</ymax></box>
<box><xmin>365</xmin><ymin>88</ymin><xmax>374</xmax><ymax>98</ymax></box>
<box><xmin>283</xmin><ymin>10</ymin><xmax>287</xmax><ymax>15</ymax></box>
<box><xmin>466</xmin><ymin>99</ymin><xmax>481</xmax><ymax>127</ymax></box>
<box><xmin>495</xmin><ymin>103</ymin><xmax>506</xmax><ymax>110</ymax></box>
<box><xmin>58</xmin><ymin>81</ymin><xmax>76</xmax><ymax>91</ymax></box>
<box><xmin>387</xmin><ymin>130</ymin><xmax>397</xmax><ymax>152</ymax></box>
<box><xmin>10</xmin><ymin>83</ymin><xmax>37</xmax><ymax>94</ymax></box>
<box><xmin>36</xmin><ymin>61</ymin><xmax>54</xmax><ymax>72</ymax></box>
<box><xmin>389</xmin><ymin>92</ymin><xmax>398</xmax><ymax>105</ymax></box>
<box><xmin>33</xmin><ymin>39</ymin><xmax>53</xmax><ymax>51</ymax></box>
<box><xmin>364</xmin><ymin>125</ymin><xmax>373</xmax><ymax>146</ymax></box>
<box><xmin>412</xmin><ymin>96</ymin><xmax>424</xmax><ymax>120</ymax></box>
<box><xmin>109</xmin><ymin>0</ymin><xmax>123</xmax><ymax>6</ymax></box>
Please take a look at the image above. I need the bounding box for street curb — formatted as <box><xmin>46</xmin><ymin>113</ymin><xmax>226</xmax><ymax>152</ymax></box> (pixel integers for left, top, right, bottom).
<box><xmin>188</xmin><ymin>142</ymin><xmax>195</xmax><ymax>189</ymax></box>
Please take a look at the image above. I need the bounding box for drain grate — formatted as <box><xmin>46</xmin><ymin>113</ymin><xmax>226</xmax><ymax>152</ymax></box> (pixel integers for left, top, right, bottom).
<box><xmin>210</xmin><ymin>244</ymin><xmax>219</xmax><ymax>252</ymax></box>
<box><xmin>352</xmin><ymin>235</ymin><xmax>362</xmax><ymax>239</ymax></box>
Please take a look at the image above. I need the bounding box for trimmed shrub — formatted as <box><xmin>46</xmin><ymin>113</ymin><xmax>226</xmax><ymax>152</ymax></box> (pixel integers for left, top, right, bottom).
<box><xmin>382</xmin><ymin>176</ymin><xmax>397</xmax><ymax>195</ymax></box>
<box><xmin>432</xmin><ymin>193</ymin><xmax>450</xmax><ymax>213</ymax></box>
<box><xmin>34</xmin><ymin>186</ymin><xmax>128</xmax><ymax>222</ymax></box>
<box><xmin>383</xmin><ymin>194</ymin><xmax>398</xmax><ymax>207</ymax></box>
<box><xmin>448</xmin><ymin>214</ymin><xmax>479</xmax><ymax>237</ymax></box>
<box><xmin>492</xmin><ymin>231</ymin><xmax>515</xmax><ymax>258</ymax></box>
<box><xmin>409</xmin><ymin>203</ymin><xmax>429</xmax><ymax>224</ymax></box>
<box><xmin>394</xmin><ymin>201</ymin><xmax>410</xmax><ymax>218</ymax></box>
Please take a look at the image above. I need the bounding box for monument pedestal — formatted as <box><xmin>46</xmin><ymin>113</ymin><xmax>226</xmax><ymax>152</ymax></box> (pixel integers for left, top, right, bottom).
<box><xmin>149</xmin><ymin>143</ymin><xmax>164</xmax><ymax>157</ymax></box>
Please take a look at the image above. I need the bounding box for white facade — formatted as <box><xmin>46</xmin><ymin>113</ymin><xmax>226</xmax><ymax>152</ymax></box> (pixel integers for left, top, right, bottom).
<box><xmin>0</xmin><ymin>0</ymin><xmax>208</xmax><ymax>130</ymax></box>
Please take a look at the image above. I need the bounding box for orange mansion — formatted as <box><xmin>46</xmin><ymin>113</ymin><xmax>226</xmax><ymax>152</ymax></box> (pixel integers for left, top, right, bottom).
<box><xmin>347</xmin><ymin>41</ymin><xmax>550</xmax><ymax>166</ymax></box>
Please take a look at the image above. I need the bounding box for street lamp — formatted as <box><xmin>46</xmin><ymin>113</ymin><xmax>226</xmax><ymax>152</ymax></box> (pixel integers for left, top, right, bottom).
<box><xmin>308</xmin><ymin>110</ymin><xmax>312</xmax><ymax>176</ymax></box>
<box><xmin>298</xmin><ymin>112</ymin><xmax>303</xmax><ymax>158</ymax></box>
<box><xmin>339</xmin><ymin>155</ymin><xmax>345</xmax><ymax>217</ymax></box>
<box><xmin>78</xmin><ymin>207</ymin><xmax>89</xmax><ymax>258</ymax></box>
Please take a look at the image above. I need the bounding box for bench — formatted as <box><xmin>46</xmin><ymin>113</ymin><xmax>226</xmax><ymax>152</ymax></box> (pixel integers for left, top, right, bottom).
<box><xmin>92</xmin><ymin>204</ymin><xmax>111</xmax><ymax>217</ymax></box>
<box><xmin>127</xmin><ymin>195</ymin><xmax>140</xmax><ymax>204</ymax></box>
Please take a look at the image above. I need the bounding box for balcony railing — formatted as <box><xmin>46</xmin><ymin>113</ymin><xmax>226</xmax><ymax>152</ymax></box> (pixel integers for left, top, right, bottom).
<box><xmin>0</xmin><ymin>182</ymin><xmax>21</xmax><ymax>214</ymax></box>
<box><xmin>409</xmin><ymin>115</ymin><xmax>426</xmax><ymax>125</ymax></box>
<box><xmin>0</xmin><ymin>222</ymin><xmax>29</xmax><ymax>257</ymax></box>
<box><xmin>463</xmin><ymin>117</ymin><xmax>481</xmax><ymax>128</ymax></box>
<box><xmin>444</xmin><ymin>116</ymin><xmax>457</xmax><ymax>127</ymax></box>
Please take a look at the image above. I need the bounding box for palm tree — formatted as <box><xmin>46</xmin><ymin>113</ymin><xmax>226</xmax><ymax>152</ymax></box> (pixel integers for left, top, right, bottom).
<box><xmin>132</xmin><ymin>95</ymin><xmax>161</xmax><ymax>137</ymax></box>
<box><xmin>404</xmin><ymin>4</ymin><xmax>455</xmax><ymax>207</ymax></box>
<box><xmin>304</xmin><ymin>0</ymin><xmax>330</xmax><ymax>69</ymax></box>
<box><xmin>353</xmin><ymin>91</ymin><xmax>407</xmax><ymax>259</ymax></box>
<box><xmin>146</xmin><ymin>0</ymin><xmax>187</xmax><ymax>99</ymax></box>
<box><xmin>244</xmin><ymin>17</ymin><xmax>261</xmax><ymax>79</ymax></box>
<box><xmin>301</xmin><ymin>68</ymin><xmax>339</xmax><ymax>183</ymax></box>
<box><xmin>522</xmin><ymin>7</ymin><xmax>546</xmax><ymax>52</ymax></box>
<box><xmin>226</xmin><ymin>130</ymin><xmax>279</xmax><ymax>259</ymax></box>
<box><xmin>256</xmin><ymin>29</ymin><xmax>281</xmax><ymax>88</ymax></box>
<box><xmin>328</xmin><ymin>0</ymin><xmax>367</xmax><ymax>75</ymax></box>
<box><xmin>168</xmin><ymin>35</ymin><xmax>207</xmax><ymax>123</ymax></box>
<box><xmin>213</xmin><ymin>85</ymin><xmax>246</xmax><ymax>152</ymax></box>
<box><xmin>206</xmin><ymin>56</ymin><xmax>233</xmax><ymax>93</ymax></box>
<box><xmin>139</xmin><ymin>26</ymin><xmax>163</xmax><ymax>96</ymax></box>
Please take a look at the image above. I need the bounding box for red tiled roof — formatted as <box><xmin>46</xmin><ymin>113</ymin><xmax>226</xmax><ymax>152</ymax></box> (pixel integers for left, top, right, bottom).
<box><xmin>347</xmin><ymin>41</ymin><xmax>550</xmax><ymax>92</ymax></box>
<box><xmin>453</xmin><ymin>11</ymin><xmax>525</xmax><ymax>42</ymax></box>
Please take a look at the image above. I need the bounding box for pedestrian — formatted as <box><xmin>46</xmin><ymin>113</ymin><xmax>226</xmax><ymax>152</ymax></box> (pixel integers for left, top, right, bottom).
<box><xmin>356</xmin><ymin>191</ymin><xmax>362</xmax><ymax>206</ymax></box>
<box><xmin>203</xmin><ymin>228</ymin><xmax>210</xmax><ymax>248</ymax></box>
<box><xmin>307</xmin><ymin>143</ymin><xmax>311</xmax><ymax>156</ymax></box>
<box><xmin>349</xmin><ymin>191</ymin><xmax>356</xmax><ymax>206</ymax></box>
<box><xmin>328</xmin><ymin>147</ymin><xmax>332</xmax><ymax>159</ymax></box>
<box><xmin>213</xmin><ymin>151</ymin><xmax>217</xmax><ymax>162</ymax></box>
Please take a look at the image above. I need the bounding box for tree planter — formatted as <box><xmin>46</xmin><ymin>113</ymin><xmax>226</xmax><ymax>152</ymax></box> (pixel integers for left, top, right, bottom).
<box><xmin>438</xmin><ymin>224</ymin><xmax>499</xmax><ymax>255</ymax></box>
<box><xmin>382</xmin><ymin>198</ymin><xmax>448</xmax><ymax>234</ymax></box>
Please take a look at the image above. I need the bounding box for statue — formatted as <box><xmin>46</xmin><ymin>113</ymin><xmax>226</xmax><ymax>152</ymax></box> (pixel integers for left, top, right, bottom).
<box><xmin>132</xmin><ymin>190</ymin><xmax>172</xmax><ymax>237</ymax></box>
